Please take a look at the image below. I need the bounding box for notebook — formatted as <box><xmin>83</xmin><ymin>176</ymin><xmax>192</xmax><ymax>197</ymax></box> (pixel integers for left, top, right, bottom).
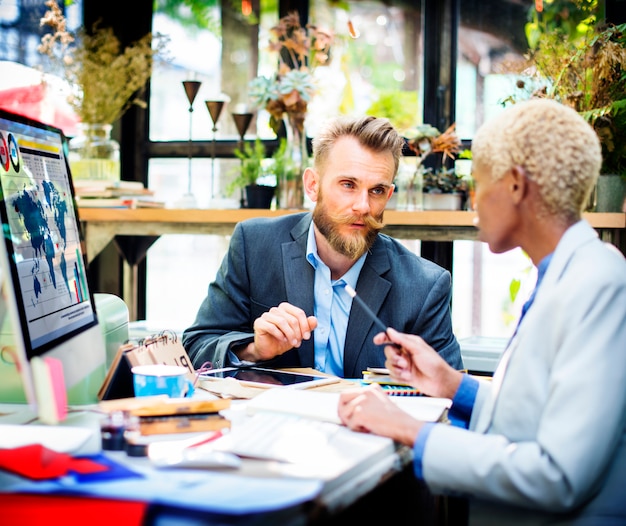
<box><xmin>245</xmin><ymin>387</ymin><xmax>451</xmax><ymax>424</ymax></box>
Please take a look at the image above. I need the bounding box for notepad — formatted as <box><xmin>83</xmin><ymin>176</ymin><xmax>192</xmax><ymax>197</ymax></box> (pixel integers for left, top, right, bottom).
<box><xmin>245</xmin><ymin>388</ymin><xmax>451</xmax><ymax>424</ymax></box>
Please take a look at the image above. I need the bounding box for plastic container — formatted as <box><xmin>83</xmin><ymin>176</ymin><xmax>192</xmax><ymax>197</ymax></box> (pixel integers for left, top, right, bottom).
<box><xmin>94</xmin><ymin>293</ymin><xmax>129</xmax><ymax>369</ymax></box>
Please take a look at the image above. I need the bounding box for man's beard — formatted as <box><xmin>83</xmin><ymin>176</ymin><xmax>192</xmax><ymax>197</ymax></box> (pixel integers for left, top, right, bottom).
<box><xmin>312</xmin><ymin>198</ymin><xmax>385</xmax><ymax>260</ymax></box>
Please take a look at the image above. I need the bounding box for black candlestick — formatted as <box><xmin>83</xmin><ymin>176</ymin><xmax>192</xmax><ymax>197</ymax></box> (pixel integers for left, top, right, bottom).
<box><xmin>231</xmin><ymin>111</ymin><xmax>254</xmax><ymax>207</ymax></box>
<box><xmin>205</xmin><ymin>100</ymin><xmax>225</xmax><ymax>200</ymax></box>
<box><xmin>182</xmin><ymin>81</ymin><xmax>202</xmax><ymax>204</ymax></box>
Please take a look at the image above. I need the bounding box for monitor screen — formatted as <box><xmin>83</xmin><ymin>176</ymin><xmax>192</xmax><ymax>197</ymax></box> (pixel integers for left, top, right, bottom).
<box><xmin>0</xmin><ymin>108</ymin><xmax>106</xmax><ymax>417</ymax></box>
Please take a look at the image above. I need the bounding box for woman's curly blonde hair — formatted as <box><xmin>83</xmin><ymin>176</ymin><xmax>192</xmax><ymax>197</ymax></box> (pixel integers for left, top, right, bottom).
<box><xmin>471</xmin><ymin>99</ymin><xmax>602</xmax><ymax>222</ymax></box>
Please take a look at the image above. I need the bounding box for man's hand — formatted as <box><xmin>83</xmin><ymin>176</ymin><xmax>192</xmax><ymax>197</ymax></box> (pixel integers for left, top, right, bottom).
<box><xmin>236</xmin><ymin>302</ymin><xmax>318</xmax><ymax>362</ymax></box>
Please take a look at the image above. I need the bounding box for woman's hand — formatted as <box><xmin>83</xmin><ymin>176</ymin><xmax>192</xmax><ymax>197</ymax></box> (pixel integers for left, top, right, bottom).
<box><xmin>375</xmin><ymin>328</ymin><xmax>463</xmax><ymax>400</ymax></box>
<box><xmin>338</xmin><ymin>383</ymin><xmax>423</xmax><ymax>446</ymax></box>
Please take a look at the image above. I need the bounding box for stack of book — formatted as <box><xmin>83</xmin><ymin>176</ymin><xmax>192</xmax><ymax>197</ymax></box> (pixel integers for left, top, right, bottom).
<box><xmin>74</xmin><ymin>180</ymin><xmax>166</xmax><ymax>208</ymax></box>
<box><xmin>129</xmin><ymin>398</ymin><xmax>231</xmax><ymax>435</ymax></box>
<box><xmin>99</xmin><ymin>396</ymin><xmax>232</xmax><ymax>437</ymax></box>
<box><xmin>362</xmin><ymin>367</ymin><xmax>422</xmax><ymax>396</ymax></box>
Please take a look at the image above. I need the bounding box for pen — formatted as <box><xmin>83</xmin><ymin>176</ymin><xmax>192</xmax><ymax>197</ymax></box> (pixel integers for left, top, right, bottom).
<box><xmin>344</xmin><ymin>284</ymin><xmax>401</xmax><ymax>348</ymax></box>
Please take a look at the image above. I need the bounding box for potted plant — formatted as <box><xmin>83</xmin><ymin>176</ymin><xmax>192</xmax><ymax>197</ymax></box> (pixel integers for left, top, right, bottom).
<box><xmin>226</xmin><ymin>138</ymin><xmax>276</xmax><ymax>209</ymax></box>
<box><xmin>512</xmin><ymin>2</ymin><xmax>626</xmax><ymax>211</ymax></box>
<box><xmin>402</xmin><ymin>123</ymin><xmax>465</xmax><ymax>210</ymax></box>
<box><xmin>248</xmin><ymin>12</ymin><xmax>333</xmax><ymax>209</ymax></box>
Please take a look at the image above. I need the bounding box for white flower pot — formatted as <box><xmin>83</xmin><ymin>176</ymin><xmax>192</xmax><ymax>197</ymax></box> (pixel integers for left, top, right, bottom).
<box><xmin>423</xmin><ymin>192</ymin><xmax>462</xmax><ymax>210</ymax></box>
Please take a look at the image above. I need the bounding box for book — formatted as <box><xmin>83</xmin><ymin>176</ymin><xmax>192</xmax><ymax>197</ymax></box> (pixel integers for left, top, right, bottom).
<box><xmin>73</xmin><ymin>179</ymin><xmax>149</xmax><ymax>195</ymax></box>
<box><xmin>362</xmin><ymin>367</ymin><xmax>413</xmax><ymax>387</ymax></box>
<box><xmin>98</xmin><ymin>397</ymin><xmax>231</xmax><ymax>416</ymax></box>
<box><xmin>76</xmin><ymin>196</ymin><xmax>166</xmax><ymax>208</ymax></box>
<box><xmin>138</xmin><ymin>413</ymin><xmax>231</xmax><ymax>435</ymax></box>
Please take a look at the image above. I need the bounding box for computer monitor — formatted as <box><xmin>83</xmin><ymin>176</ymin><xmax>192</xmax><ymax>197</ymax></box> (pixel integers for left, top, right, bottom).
<box><xmin>0</xmin><ymin>108</ymin><xmax>106</xmax><ymax>422</ymax></box>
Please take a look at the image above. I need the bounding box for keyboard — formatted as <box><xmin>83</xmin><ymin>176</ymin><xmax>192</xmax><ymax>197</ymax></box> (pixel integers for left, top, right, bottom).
<box><xmin>211</xmin><ymin>411</ymin><xmax>341</xmax><ymax>463</ymax></box>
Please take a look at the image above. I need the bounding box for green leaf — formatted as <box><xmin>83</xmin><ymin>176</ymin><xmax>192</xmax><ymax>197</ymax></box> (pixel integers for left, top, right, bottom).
<box><xmin>509</xmin><ymin>278</ymin><xmax>521</xmax><ymax>303</ymax></box>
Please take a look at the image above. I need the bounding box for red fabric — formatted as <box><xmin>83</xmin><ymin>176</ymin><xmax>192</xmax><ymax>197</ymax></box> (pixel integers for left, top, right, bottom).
<box><xmin>0</xmin><ymin>444</ymin><xmax>108</xmax><ymax>480</ymax></box>
<box><xmin>0</xmin><ymin>494</ymin><xmax>147</xmax><ymax>525</ymax></box>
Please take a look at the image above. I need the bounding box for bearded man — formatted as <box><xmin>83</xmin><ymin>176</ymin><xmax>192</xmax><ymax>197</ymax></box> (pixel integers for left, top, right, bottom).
<box><xmin>183</xmin><ymin>115</ymin><xmax>462</xmax><ymax>377</ymax></box>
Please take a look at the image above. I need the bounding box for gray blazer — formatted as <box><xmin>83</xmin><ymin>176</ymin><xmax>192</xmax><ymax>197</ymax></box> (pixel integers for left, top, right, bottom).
<box><xmin>421</xmin><ymin>221</ymin><xmax>626</xmax><ymax>524</ymax></box>
<box><xmin>183</xmin><ymin>212</ymin><xmax>462</xmax><ymax>377</ymax></box>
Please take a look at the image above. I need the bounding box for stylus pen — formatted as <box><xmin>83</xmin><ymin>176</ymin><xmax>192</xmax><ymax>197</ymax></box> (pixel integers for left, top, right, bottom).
<box><xmin>344</xmin><ymin>284</ymin><xmax>401</xmax><ymax>348</ymax></box>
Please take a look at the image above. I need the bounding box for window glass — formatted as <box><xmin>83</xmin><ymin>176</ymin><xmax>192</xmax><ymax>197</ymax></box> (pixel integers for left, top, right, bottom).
<box><xmin>452</xmin><ymin>0</ymin><xmax>536</xmax><ymax>339</ymax></box>
<box><xmin>145</xmin><ymin>0</ymin><xmax>425</xmax><ymax>328</ymax></box>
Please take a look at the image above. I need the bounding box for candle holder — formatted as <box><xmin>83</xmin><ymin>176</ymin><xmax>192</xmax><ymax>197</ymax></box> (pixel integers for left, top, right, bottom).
<box><xmin>205</xmin><ymin>100</ymin><xmax>225</xmax><ymax>200</ymax></box>
<box><xmin>181</xmin><ymin>80</ymin><xmax>202</xmax><ymax>207</ymax></box>
<box><xmin>231</xmin><ymin>111</ymin><xmax>254</xmax><ymax>208</ymax></box>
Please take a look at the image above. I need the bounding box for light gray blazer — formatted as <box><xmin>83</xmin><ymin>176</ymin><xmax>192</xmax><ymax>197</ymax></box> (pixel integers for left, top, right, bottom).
<box><xmin>421</xmin><ymin>221</ymin><xmax>626</xmax><ymax>524</ymax></box>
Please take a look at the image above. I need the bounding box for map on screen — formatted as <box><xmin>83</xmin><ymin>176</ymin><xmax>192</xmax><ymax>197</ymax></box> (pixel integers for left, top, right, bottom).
<box><xmin>0</xmin><ymin>115</ymin><xmax>96</xmax><ymax>353</ymax></box>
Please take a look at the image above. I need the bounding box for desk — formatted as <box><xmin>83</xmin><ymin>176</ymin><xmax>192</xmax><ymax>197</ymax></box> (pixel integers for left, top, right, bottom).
<box><xmin>78</xmin><ymin>208</ymin><xmax>625</xmax><ymax>319</ymax></box>
<box><xmin>0</xmin><ymin>393</ymin><xmax>439</xmax><ymax>525</ymax></box>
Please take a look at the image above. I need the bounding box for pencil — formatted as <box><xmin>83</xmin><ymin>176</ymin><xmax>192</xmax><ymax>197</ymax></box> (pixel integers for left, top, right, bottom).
<box><xmin>344</xmin><ymin>284</ymin><xmax>402</xmax><ymax>349</ymax></box>
<box><xmin>344</xmin><ymin>284</ymin><xmax>389</xmax><ymax>334</ymax></box>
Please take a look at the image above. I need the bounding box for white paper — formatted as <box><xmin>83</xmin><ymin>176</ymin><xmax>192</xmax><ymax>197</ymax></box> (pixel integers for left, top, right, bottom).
<box><xmin>245</xmin><ymin>388</ymin><xmax>451</xmax><ymax>424</ymax></box>
<box><xmin>0</xmin><ymin>424</ymin><xmax>96</xmax><ymax>454</ymax></box>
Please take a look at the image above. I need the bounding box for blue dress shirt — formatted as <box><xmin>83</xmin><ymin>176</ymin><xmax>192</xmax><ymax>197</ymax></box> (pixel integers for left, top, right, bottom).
<box><xmin>306</xmin><ymin>223</ymin><xmax>366</xmax><ymax>376</ymax></box>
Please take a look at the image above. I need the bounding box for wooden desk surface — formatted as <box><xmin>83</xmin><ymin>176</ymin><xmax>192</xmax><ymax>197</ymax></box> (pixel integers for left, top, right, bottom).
<box><xmin>77</xmin><ymin>207</ymin><xmax>626</xmax><ymax>229</ymax></box>
<box><xmin>78</xmin><ymin>208</ymin><xmax>625</xmax><ymax>321</ymax></box>
<box><xmin>78</xmin><ymin>208</ymin><xmax>625</xmax><ymax>263</ymax></box>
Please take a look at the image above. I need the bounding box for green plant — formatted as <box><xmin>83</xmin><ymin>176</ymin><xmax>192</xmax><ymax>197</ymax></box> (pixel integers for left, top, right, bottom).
<box><xmin>365</xmin><ymin>90</ymin><xmax>419</xmax><ymax>132</ymax></box>
<box><xmin>226</xmin><ymin>138</ymin><xmax>267</xmax><ymax>196</ymax></box>
<box><xmin>511</xmin><ymin>1</ymin><xmax>626</xmax><ymax>177</ymax></box>
<box><xmin>422</xmin><ymin>167</ymin><xmax>467</xmax><ymax>194</ymax></box>
<box><xmin>225</xmin><ymin>138</ymin><xmax>289</xmax><ymax>196</ymax></box>
<box><xmin>405</xmin><ymin>123</ymin><xmax>463</xmax><ymax>194</ymax></box>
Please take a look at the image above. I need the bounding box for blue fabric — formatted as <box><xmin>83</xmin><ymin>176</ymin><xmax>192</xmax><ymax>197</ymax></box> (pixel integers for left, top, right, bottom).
<box><xmin>73</xmin><ymin>454</ymin><xmax>143</xmax><ymax>483</ymax></box>
<box><xmin>513</xmin><ymin>253</ymin><xmax>553</xmax><ymax>337</ymax></box>
<box><xmin>448</xmin><ymin>373</ymin><xmax>479</xmax><ymax>427</ymax></box>
<box><xmin>0</xmin><ymin>451</ymin><xmax>322</xmax><ymax>515</ymax></box>
<box><xmin>413</xmin><ymin>422</ymin><xmax>435</xmax><ymax>479</ymax></box>
<box><xmin>413</xmin><ymin>374</ymin><xmax>478</xmax><ymax>478</ymax></box>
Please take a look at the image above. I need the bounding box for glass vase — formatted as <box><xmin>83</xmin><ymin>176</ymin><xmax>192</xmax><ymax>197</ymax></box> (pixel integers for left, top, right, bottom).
<box><xmin>394</xmin><ymin>157</ymin><xmax>423</xmax><ymax>211</ymax></box>
<box><xmin>278</xmin><ymin>113</ymin><xmax>307</xmax><ymax>209</ymax></box>
<box><xmin>68</xmin><ymin>123</ymin><xmax>121</xmax><ymax>182</ymax></box>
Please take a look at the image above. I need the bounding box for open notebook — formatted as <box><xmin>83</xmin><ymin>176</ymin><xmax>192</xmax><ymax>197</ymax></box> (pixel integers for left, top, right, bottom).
<box><xmin>208</xmin><ymin>389</ymin><xmax>451</xmax><ymax>466</ymax></box>
<box><xmin>245</xmin><ymin>388</ymin><xmax>452</xmax><ymax>424</ymax></box>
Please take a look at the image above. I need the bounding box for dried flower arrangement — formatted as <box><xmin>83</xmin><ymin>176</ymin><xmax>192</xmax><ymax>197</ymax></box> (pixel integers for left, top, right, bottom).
<box><xmin>248</xmin><ymin>11</ymin><xmax>333</xmax><ymax>135</ymax></box>
<box><xmin>405</xmin><ymin>123</ymin><xmax>464</xmax><ymax>194</ymax></box>
<box><xmin>38</xmin><ymin>0</ymin><xmax>167</xmax><ymax>125</ymax></box>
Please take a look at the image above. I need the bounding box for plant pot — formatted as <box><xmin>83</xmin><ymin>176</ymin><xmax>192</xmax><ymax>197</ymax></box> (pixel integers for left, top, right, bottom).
<box><xmin>593</xmin><ymin>174</ymin><xmax>626</xmax><ymax>213</ymax></box>
<box><xmin>244</xmin><ymin>184</ymin><xmax>275</xmax><ymax>209</ymax></box>
<box><xmin>423</xmin><ymin>192</ymin><xmax>462</xmax><ymax>211</ymax></box>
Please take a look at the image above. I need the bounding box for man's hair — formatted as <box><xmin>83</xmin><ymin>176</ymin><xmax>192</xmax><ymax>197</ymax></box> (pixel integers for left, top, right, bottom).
<box><xmin>471</xmin><ymin>98</ymin><xmax>602</xmax><ymax>221</ymax></box>
<box><xmin>312</xmin><ymin>115</ymin><xmax>405</xmax><ymax>176</ymax></box>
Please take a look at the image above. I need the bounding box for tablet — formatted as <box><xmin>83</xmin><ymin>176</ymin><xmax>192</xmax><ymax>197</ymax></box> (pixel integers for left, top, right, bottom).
<box><xmin>199</xmin><ymin>367</ymin><xmax>340</xmax><ymax>389</ymax></box>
